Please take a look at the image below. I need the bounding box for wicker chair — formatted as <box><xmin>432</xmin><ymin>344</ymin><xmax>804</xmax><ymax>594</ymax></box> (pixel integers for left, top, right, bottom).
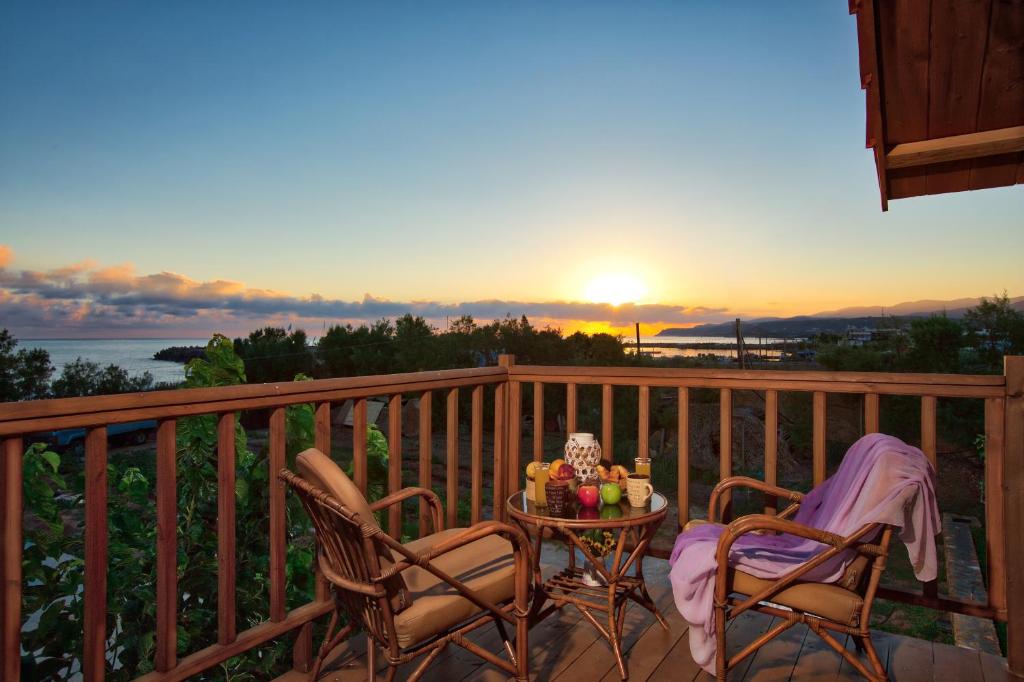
<box><xmin>280</xmin><ymin>448</ymin><xmax>534</xmax><ymax>681</ymax></box>
<box><xmin>704</xmin><ymin>477</ymin><xmax>895</xmax><ymax>681</ymax></box>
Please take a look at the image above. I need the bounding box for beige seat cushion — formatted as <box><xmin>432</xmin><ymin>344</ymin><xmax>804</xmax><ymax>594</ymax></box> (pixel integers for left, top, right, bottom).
<box><xmin>390</xmin><ymin>528</ymin><xmax>516</xmax><ymax>649</ymax></box>
<box><xmin>731</xmin><ymin>568</ymin><xmax>864</xmax><ymax>626</ymax></box>
<box><xmin>295</xmin><ymin>448</ymin><xmax>411</xmax><ymax>611</ymax></box>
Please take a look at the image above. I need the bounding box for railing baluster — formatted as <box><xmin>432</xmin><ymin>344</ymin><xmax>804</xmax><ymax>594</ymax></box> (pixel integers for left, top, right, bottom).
<box><xmin>2</xmin><ymin>437</ymin><xmax>23</xmax><ymax>682</ymax></box>
<box><xmin>764</xmin><ymin>390</ymin><xmax>778</xmax><ymax>515</ymax></box>
<box><xmin>985</xmin><ymin>397</ymin><xmax>1007</xmax><ymax>619</ymax></box>
<box><xmin>446</xmin><ymin>388</ymin><xmax>459</xmax><ymax>529</ymax></box>
<box><xmin>864</xmin><ymin>393</ymin><xmax>880</xmax><ymax>434</ymax></box>
<box><xmin>638</xmin><ymin>385</ymin><xmax>649</xmax><ymax>460</ymax></box>
<box><xmin>155</xmin><ymin>420</ymin><xmax>177</xmax><ymax>671</ymax></box>
<box><xmin>353</xmin><ymin>398</ymin><xmax>368</xmax><ymax>494</ymax></box>
<box><xmin>533</xmin><ymin>382</ymin><xmax>544</xmax><ymax>462</ymax></box>
<box><xmin>388</xmin><ymin>395</ymin><xmax>403</xmax><ymax>539</ymax></box>
<box><xmin>677</xmin><ymin>388</ymin><xmax>689</xmax><ymax>531</ymax></box>
<box><xmin>921</xmin><ymin>395</ymin><xmax>937</xmax><ymax>468</ymax></box>
<box><xmin>269</xmin><ymin>407</ymin><xmax>286</xmax><ymax>622</ymax></box>
<box><xmin>419</xmin><ymin>392</ymin><xmax>433</xmax><ymax>537</ymax></box>
<box><xmin>507</xmin><ymin>380</ymin><xmax>522</xmax><ymax>500</ymax></box>
<box><xmin>493</xmin><ymin>381</ymin><xmax>507</xmax><ymax>520</ymax></box>
<box><xmin>313</xmin><ymin>402</ymin><xmax>331</xmax><ymax>602</ymax></box>
<box><xmin>84</xmin><ymin>427</ymin><xmax>108</xmax><ymax>680</ymax></box>
<box><xmin>566</xmin><ymin>383</ymin><xmax>577</xmax><ymax>435</ymax></box>
<box><xmin>602</xmin><ymin>384</ymin><xmax>614</xmax><ymax>461</ymax></box>
<box><xmin>315</xmin><ymin>402</ymin><xmax>331</xmax><ymax>453</ymax></box>
<box><xmin>918</xmin><ymin>398</ymin><xmax>938</xmax><ymax>601</ymax></box>
<box><xmin>471</xmin><ymin>386</ymin><xmax>483</xmax><ymax>525</ymax></box>
<box><xmin>217</xmin><ymin>413</ymin><xmax>236</xmax><ymax>644</ymax></box>
<box><xmin>813</xmin><ymin>391</ymin><xmax>827</xmax><ymax>485</ymax></box>
<box><xmin>719</xmin><ymin>389</ymin><xmax>732</xmax><ymax>520</ymax></box>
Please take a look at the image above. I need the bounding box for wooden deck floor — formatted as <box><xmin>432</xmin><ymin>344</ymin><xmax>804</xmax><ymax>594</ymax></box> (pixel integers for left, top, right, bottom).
<box><xmin>276</xmin><ymin>553</ymin><xmax>1011</xmax><ymax>682</ymax></box>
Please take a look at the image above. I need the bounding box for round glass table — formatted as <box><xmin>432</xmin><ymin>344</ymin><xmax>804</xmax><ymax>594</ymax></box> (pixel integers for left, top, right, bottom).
<box><xmin>506</xmin><ymin>491</ymin><xmax>669</xmax><ymax>679</ymax></box>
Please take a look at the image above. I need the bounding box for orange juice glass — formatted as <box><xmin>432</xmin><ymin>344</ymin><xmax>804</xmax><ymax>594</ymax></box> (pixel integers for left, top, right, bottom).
<box><xmin>534</xmin><ymin>463</ymin><xmax>550</xmax><ymax>505</ymax></box>
<box><xmin>635</xmin><ymin>457</ymin><xmax>651</xmax><ymax>477</ymax></box>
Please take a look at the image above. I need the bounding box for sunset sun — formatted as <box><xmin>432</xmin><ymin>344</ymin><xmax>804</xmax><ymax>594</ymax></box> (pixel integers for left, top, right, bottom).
<box><xmin>583</xmin><ymin>272</ymin><xmax>648</xmax><ymax>306</ymax></box>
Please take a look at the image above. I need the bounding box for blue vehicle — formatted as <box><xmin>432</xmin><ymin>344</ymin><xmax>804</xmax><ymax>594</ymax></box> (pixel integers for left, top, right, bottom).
<box><xmin>44</xmin><ymin>420</ymin><xmax>157</xmax><ymax>455</ymax></box>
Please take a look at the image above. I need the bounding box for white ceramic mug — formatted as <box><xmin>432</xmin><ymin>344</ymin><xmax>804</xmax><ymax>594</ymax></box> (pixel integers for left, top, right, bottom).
<box><xmin>626</xmin><ymin>474</ymin><xmax>654</xmax><ymax>507</ymax></box>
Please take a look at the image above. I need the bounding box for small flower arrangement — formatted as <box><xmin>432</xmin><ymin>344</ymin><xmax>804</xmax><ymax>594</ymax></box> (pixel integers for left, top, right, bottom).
<box><xmin>579</xmin><ymin>529</ymin><xmax>616</xmax><ymax>558</ymax></box>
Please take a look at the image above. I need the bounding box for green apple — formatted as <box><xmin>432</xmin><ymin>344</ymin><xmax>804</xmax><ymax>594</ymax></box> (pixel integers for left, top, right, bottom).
<box><xmin>600</xmin><ymin>482</ymin><xmax>622</xmax><ymax>505</ymax></box>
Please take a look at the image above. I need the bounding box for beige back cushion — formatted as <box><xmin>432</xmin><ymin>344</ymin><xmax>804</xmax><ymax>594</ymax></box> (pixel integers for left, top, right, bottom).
<box><xmin>296</xmin><ymin>447</ymin><xmax>411</xmax><ymax>611</ymax></box>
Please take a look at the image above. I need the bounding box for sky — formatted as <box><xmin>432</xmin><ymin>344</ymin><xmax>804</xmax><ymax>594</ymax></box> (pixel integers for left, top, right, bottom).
<box><xmin>1</xmin><ymin>2</ymin><xmax>1021</xmax><ymax>339</ymax></box>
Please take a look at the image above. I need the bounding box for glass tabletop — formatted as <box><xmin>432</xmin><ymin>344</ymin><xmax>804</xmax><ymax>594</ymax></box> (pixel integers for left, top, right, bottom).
<box><xmin>506</xmin><ymin>490</ymin><xmax>668</xmax><ymax>527</ymax></box>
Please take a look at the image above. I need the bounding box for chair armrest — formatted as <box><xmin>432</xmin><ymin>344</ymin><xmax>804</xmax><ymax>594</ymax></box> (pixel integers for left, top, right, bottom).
<box><xmin>369</xmin><ymin>486</ymin><xmax>444</xmax><ymax>533</ymax></box>
<box><xmin>712</xmin><ymin>514</ymin><xmax>883</xmax><ymax>617</ymax></box>
<box><xmin>708</xmin><ymin>476</ymin><xmax>804</xmax><ymax>523</ymax></box>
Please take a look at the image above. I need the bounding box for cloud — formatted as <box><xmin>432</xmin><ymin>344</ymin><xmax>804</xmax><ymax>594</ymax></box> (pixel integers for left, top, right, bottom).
<box><xmin>0</xmin><ymin>248</ymin><xmax>734</xmax><ymax>337</ymax></box>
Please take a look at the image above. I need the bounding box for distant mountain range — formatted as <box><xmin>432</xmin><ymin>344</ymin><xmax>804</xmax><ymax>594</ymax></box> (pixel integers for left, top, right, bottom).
<box><xmin>657</xmin><ymin>295</ymin><xmax>1024</xmax><ymax>338</ymax></box>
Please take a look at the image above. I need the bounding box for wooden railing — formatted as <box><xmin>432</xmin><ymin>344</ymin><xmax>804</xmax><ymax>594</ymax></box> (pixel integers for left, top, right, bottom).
<box><xmin>0</xmin><ymin>357</ymin><xmax>1022</xmax><ymax>678</ymax></box>
<box><xmin>0</xmin><ymin>367</ymin><xmax>507</xmax><ymax>681</ymax></box>
<box><xmin>506</xmin><ymin>359</ymin><xmax>1022</xmax><ymax>626</ymax></box>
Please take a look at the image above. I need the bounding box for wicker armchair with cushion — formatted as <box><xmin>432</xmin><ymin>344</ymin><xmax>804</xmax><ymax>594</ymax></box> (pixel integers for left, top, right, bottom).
<box><xmin>281</xmin><ymin>447</ymin><xmax>534</xmax><ymax>681</ymax></box>
<box><xmin>705</xmin><ymin>477</ymin><xmax>894</xmax><ymax>681</ymax></box>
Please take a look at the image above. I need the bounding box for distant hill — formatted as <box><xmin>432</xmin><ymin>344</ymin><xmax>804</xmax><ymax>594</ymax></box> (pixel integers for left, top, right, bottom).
<box><xmin>657</xmin><ymin>295</ymin><xmax>1024</xmax><ymax>338</ymax></box>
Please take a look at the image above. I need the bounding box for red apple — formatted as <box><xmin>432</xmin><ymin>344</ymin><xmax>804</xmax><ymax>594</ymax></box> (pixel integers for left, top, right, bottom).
<box><xmin>576</xmin><ymin>484</ymin><xmax>600</xmax><ymax>508</ymax></box>
<box><xmin>554</xmin><ymin>462</ymin><xmax>576</xmax><ymax>481</ymax></box>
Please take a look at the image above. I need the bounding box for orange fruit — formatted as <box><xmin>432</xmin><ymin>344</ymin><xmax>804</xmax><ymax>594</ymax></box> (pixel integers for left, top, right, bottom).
<box><xmin>550</xmin><ymin>458</ymin><xmax>566</xmax><ymax>476</ymax></box>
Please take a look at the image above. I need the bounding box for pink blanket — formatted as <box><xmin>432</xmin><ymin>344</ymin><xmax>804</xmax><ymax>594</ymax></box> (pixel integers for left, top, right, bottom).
<box><xmin>668</xmin><ymin>434</ymin><xmax>939</xmax><ymax>673</ymax></box>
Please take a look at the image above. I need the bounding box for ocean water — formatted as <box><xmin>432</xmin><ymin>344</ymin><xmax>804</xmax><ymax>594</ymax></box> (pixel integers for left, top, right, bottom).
<box><xmin>20</xmin><ymin>339</ymin><xmax>205</xmax><ymax>385</ymax></box>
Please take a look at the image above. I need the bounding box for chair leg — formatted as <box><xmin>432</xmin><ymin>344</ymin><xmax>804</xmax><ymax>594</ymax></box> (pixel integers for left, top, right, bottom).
<box><xmin>860</xmin><ymin>634</ymin><xmax>887</xmax><ymax>681</ymax></box>
<box><xmin>714</xmin><ymin>603</ymin><xmax>728</xmax><ymax>681</ymax></box>
<box><xmin>515</xmin><ymin>613</ymin><xmax>530</xmax><ymax>681</ymax></box>
<box><xmin>367</xmin><ymin>639</ymin><xmax>377</xmax><ymax>682</ymax></box>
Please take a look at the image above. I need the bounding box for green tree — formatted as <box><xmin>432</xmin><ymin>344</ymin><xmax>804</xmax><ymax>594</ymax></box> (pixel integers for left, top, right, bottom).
<box><xmin>51</xmin><ymin>357</ymin><xmax>154</xmax><ymax>397</ymax></box>
<box><xmin>902</xmin><ymin>315</ymin><xmax>964</xmax><ymax>373</ymax></box>
<box><xmin>0</xmin><ymin>329</ymin><xmax>53</xmax><ymax>401</ymax></box>
<box><xmin>963</xmin><ymin>292</ymin><xmax>1024</xmax><ymax>370</ymax></box>
<box><xmin>233</xmin><ymin>326</ymin><xmax>314</xmax><ymax>384</ymax></box>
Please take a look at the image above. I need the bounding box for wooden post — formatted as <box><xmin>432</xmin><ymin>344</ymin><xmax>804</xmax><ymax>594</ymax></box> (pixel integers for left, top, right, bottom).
<box><xmin>602</xmin><ymin>384</ymin><xmax>614</xmax><ymax>462</ymax></box>
<box><xmin>1003</xmin><ymin>356</ymin><xmax>1024</xmax><ymax>677</ymax></box>
<box><xmin>735</xmin><ymin>318</ymin><xmax>745</xmax><ymax>369</ymax></box>
<box><xmin>985</xmin><ymin>398</ymin><xmax>1007</xmax><ymax>620</ymax></box>
<box><xmin>533</xmin><ymin>382</ymin><xmax>544</xmax><ymax>462</ymax></box>
<box><xmin>2</xmin><ymin>438</ymin><xmax>23</xmax><ymax>682</ymax></box>
<box><xmin>635</xmin><ymin>322</ymin><xmax>641</xmax><ymax>356</ymax></box>
<box><xmin>764</xmin><ymin>391</ymin><xmax>778</xmax><ymax>515</ymax></box>
<box><xmin>446</xmin><ymin>388</ymin><xmax>459</xmax><ymax>529</ymax></box>
<box><xmin>155</xmin><ymin>420</ymin><xmax>177</xmax><ymax>672</ymax></box>
<box><xmin>566</xmin><ymin>383</ymin><xmax>578</xmax><ymax>435</ymax></box>
<box><xmin>269</xmin><ymin>407</ymin><xmax>286</xmax><ymax>623</ymax></box>
<box><xmin>471</xmin><ymin>385</ymin><xmax>483</xmax><ymax>525</ymax></box>
<box><xmin>638</xmin><ymin>385</ymin><xmax>650</xmax><ymax>460</ymax></box>
<box><xmin>498</xmin><ymin>355</ymin><xmax>516</xmax><ymax>519</ymax></box>
<box><xmin>418</xmin><ymin>391</ymin><xmax>433</xmax><ymax>537</ymax></box>
<box><xmin>677</xmin><ymin>388</ymin><xmax>689</xmax><ymax>530</ymax></box>
<box><xmin>864</xmin><ymin>393</ymin><xmax>880</xmax><ymax>434</ymax></box>
<box><xmin>720</xmin><ymin>388</ymin><xmax>732</xmax><ymax>520</ymax></box>
<box><xmin>813</xmin><ymin>392</ymin><xmax>827</xmax><ymax>485</ymax></box>
<box><xmin>84</xmin><ymin>427</ymin><xmax>108</xmax><ymax>680</ymax></box>
<box><xmin>387</xmin><ymin>396</ymin><xmax>402</xmax><ymax>539</ymax></box>
<box><xmin>217</xmin><ymin>414</ymin><xmax>236</xmax><ymax>645</ymax></box>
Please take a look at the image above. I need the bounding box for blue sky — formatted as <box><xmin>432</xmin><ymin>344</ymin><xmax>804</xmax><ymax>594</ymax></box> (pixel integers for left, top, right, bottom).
<box><xmin>1</xmin><ymin>2</ymin><xmax>1021</xmax><ymax>337</ymax></box>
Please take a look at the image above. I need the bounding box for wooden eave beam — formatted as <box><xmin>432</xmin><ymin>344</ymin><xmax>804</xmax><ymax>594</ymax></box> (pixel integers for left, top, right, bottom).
<box><xmin>886</xmin><ymin>126</ymin><xmax>1024</xmax><ymax>169</ymax></box>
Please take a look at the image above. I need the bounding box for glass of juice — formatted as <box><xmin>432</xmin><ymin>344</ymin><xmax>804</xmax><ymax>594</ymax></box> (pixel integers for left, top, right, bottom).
<box><xmin>635</xmin><ymin>456</ymin><xmax>651</xmax><ymax>478</ymax></box>
<box><xmin>534</xmin><ymin>463</ymin><xmax>550</xmax><ymax>506</ymax></box>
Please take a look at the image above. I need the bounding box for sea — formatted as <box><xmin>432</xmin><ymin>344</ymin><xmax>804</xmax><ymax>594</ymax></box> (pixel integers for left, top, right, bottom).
<box><xmin>20</xmin><ymin>339</ymin><xmax>205</xmax><ymax>385</ymax></box>
<box><xmin>637</xmin><ymin>335</ymin><xmax>796</xmax><ymax>360</ymax></box>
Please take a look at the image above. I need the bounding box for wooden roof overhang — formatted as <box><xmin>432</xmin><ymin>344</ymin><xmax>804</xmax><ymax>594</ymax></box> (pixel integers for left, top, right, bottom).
<box><xmin>850</xmin><ymin>0</ymin><xmax>1024</xmax><ymax>210</ymax></box>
